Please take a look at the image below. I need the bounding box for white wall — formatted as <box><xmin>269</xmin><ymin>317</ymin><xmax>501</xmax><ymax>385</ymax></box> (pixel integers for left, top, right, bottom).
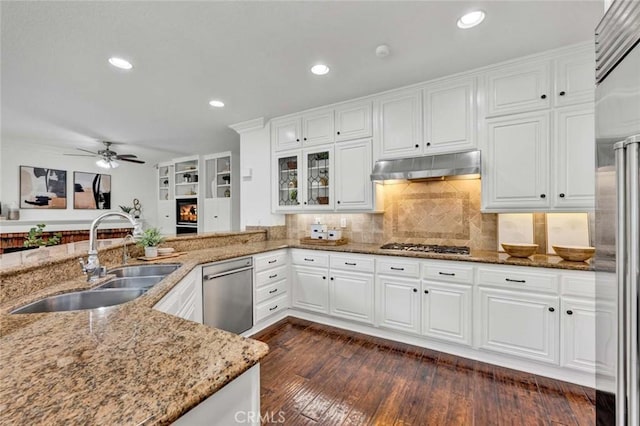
<box><xmin>239</xmin><ymin>126</ymin><xmax>285</xmax><ymax>229</ymax></box>
<box><xmin>1</xmin><ymin>140</ymin><xmax>157</xmax><ymax>229</ymax></box>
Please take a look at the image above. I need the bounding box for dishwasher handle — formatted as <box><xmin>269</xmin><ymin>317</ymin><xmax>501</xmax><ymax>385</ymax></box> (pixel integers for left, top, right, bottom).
<box><xmin>203</xmin><ymin>265</ymin><xmax>253</xmax><ymax>281</ymax></box>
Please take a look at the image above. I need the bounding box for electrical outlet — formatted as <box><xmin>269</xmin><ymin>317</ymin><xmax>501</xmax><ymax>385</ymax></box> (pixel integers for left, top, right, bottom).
<box><xmin>340</xmin><ymin>217</ymin><xmax>347</xmax><ymax>228</ymax></box>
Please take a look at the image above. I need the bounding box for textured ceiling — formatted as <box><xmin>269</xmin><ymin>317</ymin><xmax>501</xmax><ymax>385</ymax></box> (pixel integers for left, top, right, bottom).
<box><xmin>1</xmin><ymin>1</ymin><xmax>603</xmax><ymax>159</ymax></box>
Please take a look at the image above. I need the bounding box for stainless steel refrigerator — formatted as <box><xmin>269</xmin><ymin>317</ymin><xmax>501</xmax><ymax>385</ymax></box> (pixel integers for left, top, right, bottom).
<box><xmin>595</xmin><ymin>1</ymin><xmax>640</xmax><ymax>425</ymax></box>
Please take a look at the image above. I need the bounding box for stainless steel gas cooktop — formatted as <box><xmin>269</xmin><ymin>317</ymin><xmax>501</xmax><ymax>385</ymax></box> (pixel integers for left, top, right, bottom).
<box><xmin>380</xmin><ymin>243</ymin><xmax>470</xmax><ymax>255</ymax></box>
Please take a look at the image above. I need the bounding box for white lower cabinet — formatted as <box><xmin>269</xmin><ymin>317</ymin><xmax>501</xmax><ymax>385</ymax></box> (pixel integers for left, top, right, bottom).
<box><xmin>291</xmin><ymin>265</ymin><xmax>329</xmax><ymax>314</ymax></box>
<box><xmin>254</xmin><ymin>250</ymin><xmax>290</xmax><ymax>323</ymax></box>
<box><xmin>329</xmin><ymin>270</ymin><xmax>374</xmax><ymax>325</ymax></box>
<box><xmin>561</xmin><ymin>297</ymin><xmax>597</xmax><ymax>372</ymax></box>
<box><xmin>376</xmin><ymin>275</ymin><xmax>421</xmax><ymax>334</ymax></box>
<box><xmin>478</xmin><ymin>287</ymin><xmax>559</xmax><ymax>364</ymax></box>
<box><xmin>421</xmin><ymin>281</ymin><xmax>472</xmax><ymax>346</ymax></box>
<box><xmin>154</xmin><ymin>267</ymin><xmax>203</xmax><ymax>323</ymax></box>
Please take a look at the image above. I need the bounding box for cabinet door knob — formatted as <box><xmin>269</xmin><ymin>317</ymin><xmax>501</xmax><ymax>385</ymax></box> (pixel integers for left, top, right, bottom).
<box><xmin>559</xmin><ymin>91</ymin><xmax>566</xmax><ymax>96</ymax></box>
<box><xmin>548</xmin><ymin>307</ymin><xmax>555</xmax><ymax>312</ymax></box>
<box><xmin>413</xmin><ymin>288</ymin><xmax>418</xmax><ymax>293</ymax></box>
<box><xmin>337</xmin><ymin>131</ymin><xmax>341</xmax><ymax>135</ymax></box>
<box><xmin>322</xmin><ymin>276</ymin><xmax>326</xmax><ymax>280</ymax></box>
<box><xmin>566</xmin><ymin>310</ymin><xmax>573</xmax><ymax>315</ymax></box>
<box><xmin>426</xmin><ymin>142</ymin><xmax>431</xmax><ymax>147</ymax></box>
<box><xmin>304</xmin><ymin>201</ymin><xmax>307</xmax><ymax>205</ymax></box>
<box><xmin>414</xmin><ymin>144</ymin><xmax>419</xmax><ymax>148</ymax></box>
<box><xmin>337</xmin><ymin>201</ymin><xmax>341</xmax><ymax>204</ymax></box>
<box><xmin>559</xmin><ymin>193</ymin><xmax>565</xmax><ymax>198</ymax></box>
<box><xmin>330</xmin><ymin>277</ymin><xmax>334</xmax><ymax>281</ymax></box>
<box><xmin>424</xmin><ymin>289</ymin><xmax>429</xmax><ymax>294</ymax></box>
<box><xmin>296</xmin><ymin>138</ymin><xmax>300</xmax><ymax>142</ymax></box>
<box><xmin>165</xmin><ymin>215</ymin><xmax>169</xmax><ymax>218</ymax></box>
<box><xmin>540</xmin><ymin>194</ymin><xmax>546</xmax><ymax>199</ymax></box>
<box><xmin>303</xmin><ymin>137</ymin><xmax>307</xmax><ymax>141</ymax></box>
<box><xmin>540</xmin><ymin>94</ymin><xmax>547</xmax><ymax>99</ymax></box>
<box><xmin>214</xmin><ymin>216</ymin><xmax>218</xmax><ymax>218</ymax></box>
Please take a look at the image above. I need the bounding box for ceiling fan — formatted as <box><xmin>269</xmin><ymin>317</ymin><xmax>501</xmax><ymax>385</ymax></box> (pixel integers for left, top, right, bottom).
<box><xmin>65</xmin><ymin>141</ymin><xmax>146</xmax><ymax>169</ymax></box>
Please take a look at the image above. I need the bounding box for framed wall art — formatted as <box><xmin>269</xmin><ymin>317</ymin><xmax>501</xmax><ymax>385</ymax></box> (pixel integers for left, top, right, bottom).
<box><xmin>19</xmin><ymin>166</ymin><xmax>67</xmax><ymax>209</ymax></box>
<box><xmin>73</xmin><ymin>172</ymin><xmax>112</xmax><ymax>210</ymax></box>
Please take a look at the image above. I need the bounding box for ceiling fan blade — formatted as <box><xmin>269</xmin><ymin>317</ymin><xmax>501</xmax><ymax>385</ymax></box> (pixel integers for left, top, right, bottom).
<box><xmin>116</xmin><ymin>154</ymin><xmax>138</xmax><ymax>159</ymax></box>
<box><xmin>118</xmin><ymin>158</ymin><xmax>146</xmax><ymax>164</ymax></box>
<box><xmin>76</xmin><ymin>148</ymin><xmax>99</xmax><ymax>155</ymax></box>
<box><xmin>64</xmin><ymin>153</ymin><xmax>96</xmax><ymax>157</ymax></box>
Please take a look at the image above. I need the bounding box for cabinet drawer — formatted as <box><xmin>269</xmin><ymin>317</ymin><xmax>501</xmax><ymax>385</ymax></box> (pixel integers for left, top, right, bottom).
<box><xmin>256</xmin><ymin>279</ymin><xmax>287</xmax><ymax>304</ymax></box>
<box><xmin>255</xmin><ymin>250</ymin><xmax>288</xmax><ymax>271</ymax></box>
<box><xmin>256</xmin><ymin>293</ymin><xmax>288</xmax><ymax>322</ymax></box>
<box><xmin>561</xmin><ymin>272</ymin><xmax>596</xmax><ymax>298</ymax></box>
<box><xmin>291</xmin><ymin>250</ymin><xmax>329</xmax><ymax>267</ymax></box>
<box><xmin>377</xmin><ymin>258</ymin><xmax>420</xmax><ymax>278</ymax></box>
<box><xmin>330</xmin><ymin>254</ymin><xmax>375</xmax><ymax>273</ymax></box>
<box><xmin>256</xmin><ymin>265</ymin><xmax>288</xmax><ymax>288</ymax></box>
<box><xmin>478</xmin><ymin>266</ymin><xmax>559</xmax><ymax>293</ymax></box>
<box><xmin>422</xmin><ymin>261</ymin><xmax>474</xmax><ymax>284</ymax></box>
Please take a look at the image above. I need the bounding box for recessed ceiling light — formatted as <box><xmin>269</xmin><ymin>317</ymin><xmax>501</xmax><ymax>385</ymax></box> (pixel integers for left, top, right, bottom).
<box><xmin>108</xmin><ymin>57</ymin><xmax>133</xmax><ymax>70</ymax></box>
<box><xmin>209</xmin><ymin>100</ymin><xmax>225</xmax><ymax>108</ymax></box>
<box><xmin>457</xmin><ymin>10</ymin><xmax>485</xmax><ymax>29</ymax></box>
<box><xmin>311</xmin><ymin>64</ymin><xmax>330</xmax><ymax>75</ymax></box>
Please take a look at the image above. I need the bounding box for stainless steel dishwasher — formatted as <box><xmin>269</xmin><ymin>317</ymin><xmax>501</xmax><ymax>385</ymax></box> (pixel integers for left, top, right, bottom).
<box><xmin>202</xmin><ymin>257</ymin><xmax>253</xmax><ymax>334</ymax></box>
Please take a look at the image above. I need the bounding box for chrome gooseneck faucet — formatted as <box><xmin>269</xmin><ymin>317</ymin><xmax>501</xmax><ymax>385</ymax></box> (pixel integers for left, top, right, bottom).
<box><xmin>80</xmin><ymin>212</ymin><xmax>143</xmax><ymax>282</ymax></box>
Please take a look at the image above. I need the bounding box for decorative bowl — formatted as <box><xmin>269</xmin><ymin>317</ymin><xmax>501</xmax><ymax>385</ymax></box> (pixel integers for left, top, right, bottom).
<box><xmin>552</xmin><ymin>245</ymin><xmax>595</xmax><ymax>262</ymax></box>
<box><xmin>157</xmin><ymin>247</ymin><xmax>175</xmax><ymax>256</ymax></box>
<box><xmin>501</xmin><ymin>243</ymin><xmax>538</xmax><ymax>258</ymax></box>
<box><xmin>317</xmin><ymin>196</ymin><xmax>329</xmax><ymax>205</ymax></box>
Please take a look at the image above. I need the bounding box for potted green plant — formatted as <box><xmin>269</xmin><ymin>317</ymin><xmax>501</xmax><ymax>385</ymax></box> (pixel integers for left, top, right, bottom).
<box><xmin>119</xmin><ymin>205</ymin><xmax>133</xmax><ymax>214</ymax></box>
<box><xmin>24</xmin><ymin>224</ymin><xmax>62</xmax><ymax>248</ymax></box>
<box><xmin>137</xmin><ymin>228</ymin><xmax>165</xmax><ymax>258</ymax></box>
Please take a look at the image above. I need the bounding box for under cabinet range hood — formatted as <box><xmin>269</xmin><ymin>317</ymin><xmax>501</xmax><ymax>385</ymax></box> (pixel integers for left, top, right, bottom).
<box><xmin>370</xmin><ymin>150</ymin><xmax>481</xmax><ymax>181</ymax></box>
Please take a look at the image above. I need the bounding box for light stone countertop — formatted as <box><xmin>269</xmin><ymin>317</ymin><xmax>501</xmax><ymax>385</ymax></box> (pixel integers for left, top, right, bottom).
<box><xmin>0</xmin><ymin>237</ymin><xmax>592</xmax><ymax>425</ymax></box>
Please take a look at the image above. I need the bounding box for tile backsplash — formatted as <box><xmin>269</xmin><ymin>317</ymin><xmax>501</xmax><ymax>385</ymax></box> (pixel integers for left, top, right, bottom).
<box><xmin>286</xmin><ymin>179</ymin><xmax>499</xmax><ymax>251</ymax></box>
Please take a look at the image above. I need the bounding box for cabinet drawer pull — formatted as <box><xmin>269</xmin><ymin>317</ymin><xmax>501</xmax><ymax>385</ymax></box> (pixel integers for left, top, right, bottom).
<box><xmin>566</xmin><ymin>310</ymin><xmax>573</xmax><ymax>315</ymax></box>
<box><xmin>559</xmin><ymin>91</ymin><xmax>566</xmax><ymax>96</ymax></box>
<box><xmin>304</xmin><ymin>258</ymin><xmax>315</xmax><ymax>262</ymax></box>
<box><xmin>268</xmin><ymin>259</ymin><xmax>277</xmax><ymax>264</ymax></box>
<box><xmin>505</xmin><ymin>278</ymin><xmax>526</xmax><ymax>283</ymax></box>
<box><xmin>345</xmin><ymin>262</ymin><xmax>357</xmax><ymax>266</ymax></box>
<box><xmin>390</xmin><ymin>267</ymin><xmax>405</xmax><ymax>271</ymax></box>
<box><xmin>412</xmin><ymin>288</ymin><xmax>418</xmax><ymax>293</ymax></box>
<box><xmin>424</xmin><ymin>289</ymin><xmax>429</xmax><ymax>294</ymax></box>
<box><xmin>269</xmin><ymin>305</ymin><xmax>278</xmax><ymax>311</ymax></box>
<box><xmin>438</xmin><ymin>272</ymin><xmax>455</xmax><ymax>276</ymax></box>
<box><xmin>548</xmin><ymin>307</ymin><xmax>555</xmax><ymax>312</ymax></box>
<box><xmin>269</xmin><ymin>274</ymin><xmax>278</xmax><ymax>279</ymax></box>
<box><xmin>269</xmin><ymin>288</ymin><xmax>278</xmax><ymax>294</ymax></box>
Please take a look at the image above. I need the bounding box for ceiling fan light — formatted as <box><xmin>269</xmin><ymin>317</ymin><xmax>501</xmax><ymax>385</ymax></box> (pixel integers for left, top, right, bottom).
<box><xmin>96</xmin><ymin>159</ymin><xmax>119</xmax><ymax>169</ymax></box>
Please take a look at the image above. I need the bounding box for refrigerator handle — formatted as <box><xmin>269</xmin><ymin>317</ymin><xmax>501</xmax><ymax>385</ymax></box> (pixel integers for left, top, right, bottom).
<box><xmin>616</xmin><ymin>136</ymin><xmax>640</xmax><ymax>426</ymax></box>
<box><xmin>615</xmin><ymin>142</ymin><xmax>627</xmax><ymax>426</ymax></box>
<box><xmin>626</xmin><ymin>139</ymin><xmax>640</xmax><ymax>426</ymax></box>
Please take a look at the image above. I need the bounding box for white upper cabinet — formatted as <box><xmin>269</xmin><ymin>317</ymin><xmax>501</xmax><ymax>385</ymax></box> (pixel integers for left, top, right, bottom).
<box><xmin>484</xmin><ymin>111</ymin><xmax>551</xmax><ymax>210</ymax></box>
<box><xmin>554</xmin><ymin>49</ymin><xmax>595</xmax><ymax>107</ymax></box>
<box><xmin>486</xmin><ymin>61</ymin><xmax>551</xmax><ymax>116</ymax></box>
<box><xmin>334</xmin><ymin>100</ymin><xmax>373</xmax><ymax>142</ymax></box>
<box><xmin>377</xmin><ymin>88</ymin><xmax>423</xmax><ymax>159</ymax></box>
<box><xmin>302</xmin><ymin>109</ymin><xmax>335</xmax><ymax>146</ymax></box>
<box><xmin>273</xmin><ymin>109</ymin><xmax>335</xmax><ymax>151</ymax></box>
<box><xmin>271</xmin><ymin>116</ymin><xmax>302</xmax><ymax>151</ymax></box>
<box><xmin>335</xmin><ymin>139</ymin><xmax>373</xmax><ymax>210</ymax></box>
<box><xmin>553</xmin><ymin>104</ymin><xmax>595</xmax><ymax>209</ymax></box>
<box><xmin>423</xmin><ymin>77</ymin><xmax>477</xmax><ymax>154</ymax></box>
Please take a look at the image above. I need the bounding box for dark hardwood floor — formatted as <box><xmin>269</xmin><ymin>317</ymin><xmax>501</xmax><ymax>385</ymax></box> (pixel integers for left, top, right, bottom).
<box><xmin>251</xmin><ymin>317</ymin><xmax>595</xmax><ymax>426</ymax></box>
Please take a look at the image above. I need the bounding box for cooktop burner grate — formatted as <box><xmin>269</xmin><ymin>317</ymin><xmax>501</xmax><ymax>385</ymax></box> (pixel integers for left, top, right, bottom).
<box><xmin>380</xmin><ymin>243</ymin><xmax>470</xmax><ymax>255</ymax></box>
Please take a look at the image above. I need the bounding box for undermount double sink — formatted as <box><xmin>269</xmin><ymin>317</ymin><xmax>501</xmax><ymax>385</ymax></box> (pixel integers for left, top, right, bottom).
<box><xmin>11</xmin><ymin>263</ymin><xmax>181</xmax><ymax>314</ymax></box>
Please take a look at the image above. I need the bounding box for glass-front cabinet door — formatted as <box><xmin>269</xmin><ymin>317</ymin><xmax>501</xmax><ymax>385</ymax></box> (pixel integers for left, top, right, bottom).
<box><xmin>302</xmin><ymin>147</ymin><xmax>334</xmax><ymax>210</ymax></box>
<box><xmin>275</xmin><ymin>152</ymin><xmax>302</xmax><ymax>210</ymax></box>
